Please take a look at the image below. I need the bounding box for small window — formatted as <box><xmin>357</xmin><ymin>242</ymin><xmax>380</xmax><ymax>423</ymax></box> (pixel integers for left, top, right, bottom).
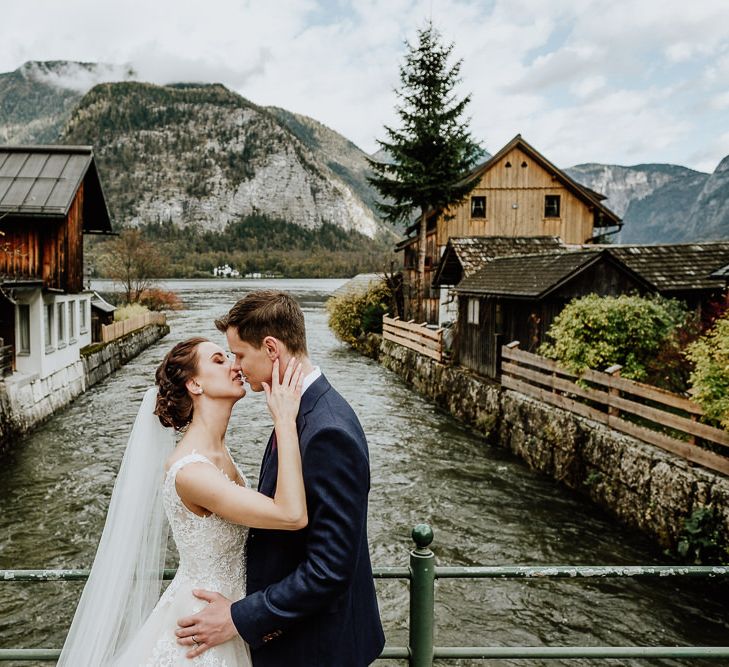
<box><xmin>44</xmin><ymin>303</ymin><xmax>54</xmax><ymax>352</ymax></box>
<box><xmin>69</xmin><ymin>302</ymin><xmax>76</xmax><ymax>343</ymax></box>
<box><xmin>57</xmin><ymin>303</ymin><xmax>66</xmax><ymax>348</ymax></box>
<box><xmin>18</xmin><ymin>305</ymin><xmax>31</xmax><ymax>354</ymax></box>
<box><xmin>470</xmin><ymin>196</ymin><xmax>486</xmax><ymax>218</ymax></box>
<box><xmin>505</xmin><ymin>161</ymin><xmax>512</xmax><ymax>168</ymax></box>
<box><xmin>545</xmin><ymin>195</ymin><xmax>561</xmax><ymax>218</ymax></box>
<box><xmin>467</xmin><ymin>298</ymin><xmax>480</xmax><ymax>325</ymax></box>
<box><xmin>80</xmin><ymin>299</ymin><xmax>88</xmax><ymax>333</ymax></box>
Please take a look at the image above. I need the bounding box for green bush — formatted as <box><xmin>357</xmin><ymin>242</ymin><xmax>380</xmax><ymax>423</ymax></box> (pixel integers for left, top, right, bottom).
<box><xmin>540</xmin><ymin>294</ymin><xmax>688</xmax><ymax>382</ymax></box>
<box><xmin>686</xmin><ymin>312</ymin><xmax>729</xmax><ymax>430</ymax></box>
<box><xmin>327</xmin><ymin>280</ymin><xmax>392</xmax><ymax>346</ymax></box>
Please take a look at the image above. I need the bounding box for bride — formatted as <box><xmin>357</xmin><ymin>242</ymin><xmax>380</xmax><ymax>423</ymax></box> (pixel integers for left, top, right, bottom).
<box><xmin>58</xmin><ymin>336</ymin><xmax>306</xmax><ymax>666</ymax></box>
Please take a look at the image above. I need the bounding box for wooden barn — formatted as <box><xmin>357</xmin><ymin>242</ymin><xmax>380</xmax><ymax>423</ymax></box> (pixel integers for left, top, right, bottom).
<box><xmin>396</xmin><ymin>134</ymin><xmax>622</xmax><ymax>323</ymax></box>
<box><xmin>0</xmin><ymin>145</ymin><xmax>113</xmax><ymax>378</ymax></box>
<box><xmin>453</xmin><ymin>249</ymin><xmax>653</xmax><ymax>379</ymax></box>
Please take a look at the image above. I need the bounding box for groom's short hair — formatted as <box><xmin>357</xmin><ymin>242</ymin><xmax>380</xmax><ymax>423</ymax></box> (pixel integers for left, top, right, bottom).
<box><xmin>215</xmin><ymin>290</ymin><xmax>308</xmax><ymax>355</ymax></box>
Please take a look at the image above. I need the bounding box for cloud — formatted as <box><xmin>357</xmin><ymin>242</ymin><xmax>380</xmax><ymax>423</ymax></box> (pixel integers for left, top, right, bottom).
<box><xmin>0</xmin><ymin>0</ymin><xmax>728</xmax><ymax>169</ymax></box>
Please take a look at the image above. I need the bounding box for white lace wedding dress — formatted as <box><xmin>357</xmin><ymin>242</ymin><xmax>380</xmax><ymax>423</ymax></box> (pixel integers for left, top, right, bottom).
<box><xmin>112</xmin><ymin>453</ymin><xmax>252</xmax><ymax>666</ymax></box>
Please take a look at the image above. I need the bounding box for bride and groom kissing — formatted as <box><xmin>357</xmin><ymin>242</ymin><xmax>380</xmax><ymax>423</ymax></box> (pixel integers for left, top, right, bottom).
<box><xmin>59</xmin><ymin>290</ymin><xmax>385</xmax><ymax>666</ymax></box>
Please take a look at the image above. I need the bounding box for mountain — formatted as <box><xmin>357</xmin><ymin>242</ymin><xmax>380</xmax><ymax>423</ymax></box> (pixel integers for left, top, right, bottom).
<box><xmin>0</xmin><ymin>60</ymin><xmax>134</xmax><ymax>144</ymax></box>
<box><xmin>564</xmin><ymin>162</ymin><xmax>729</xmax><ymax>243</ymax></box>
<box><xmin>59</xmin><ymin>81</ymin><xmax>393</xmax><ymax>240</ymax></box>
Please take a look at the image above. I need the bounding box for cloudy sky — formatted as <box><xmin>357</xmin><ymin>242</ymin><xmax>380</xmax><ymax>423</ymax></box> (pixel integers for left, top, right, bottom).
<box><xmin>2</xmin><ymin>0</ymin><xmax>728</xmax><ymax>172</ymax></box>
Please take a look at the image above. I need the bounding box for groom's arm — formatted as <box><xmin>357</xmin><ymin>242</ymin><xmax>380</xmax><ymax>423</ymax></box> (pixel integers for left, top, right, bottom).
<box><xmin>230</xmin><ymin>425</ymin><xmax>369</xmax><ymax>649</ymax></box>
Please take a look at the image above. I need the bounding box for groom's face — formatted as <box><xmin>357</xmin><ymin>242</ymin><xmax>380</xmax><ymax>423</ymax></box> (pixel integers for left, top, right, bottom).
<box><xmin>225</xmin><ymin>327</ymin><xmax>273</xmax><ymax>393</ymax></box>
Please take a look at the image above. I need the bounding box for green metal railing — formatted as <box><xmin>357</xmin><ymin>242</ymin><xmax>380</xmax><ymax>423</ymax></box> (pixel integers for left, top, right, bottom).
<box><xmin>2</xmin><ymin>523</ymin><xmax>729</xmax><ymax>664</ymax></box>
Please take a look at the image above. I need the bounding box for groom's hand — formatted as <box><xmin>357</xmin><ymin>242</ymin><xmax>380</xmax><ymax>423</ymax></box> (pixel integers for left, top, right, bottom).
<box><xmin>176</xmin><ymin>589</ymin><xmax>237</xmax><ymax>658</ymax></box>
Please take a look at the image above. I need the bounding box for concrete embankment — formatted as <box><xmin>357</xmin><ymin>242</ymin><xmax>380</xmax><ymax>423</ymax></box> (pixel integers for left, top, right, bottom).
<box><xmin>379</xmin><ymin>337</ymin><xmax>729</xmax><ymax>553</ymax></box>
<box><xmin>0</xmin><ymin>323</ymin><xmax>169</xmax><ymax>450</ymax></box>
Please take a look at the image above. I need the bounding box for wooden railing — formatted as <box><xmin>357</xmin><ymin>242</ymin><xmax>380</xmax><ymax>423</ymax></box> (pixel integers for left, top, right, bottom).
<box><xmin>500</xmin><ymin>342</ymin><xmax>729</xmax><ymax>477</ymax></box>
<box><xmin>382</xmin><ymin>315</ymin><xmax>444</xmax><ymax>362</ymax></box>
<box><xmin>101</xmin><ymin>312</ymin><xmax>167</xmax><ymax>344</ymax></box>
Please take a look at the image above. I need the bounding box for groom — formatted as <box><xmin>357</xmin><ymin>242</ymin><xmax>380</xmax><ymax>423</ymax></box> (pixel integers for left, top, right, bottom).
<box><xmin>176</xmin><ymin>289</ymin><xmax>385</xmax><ymax>666</ymax></box>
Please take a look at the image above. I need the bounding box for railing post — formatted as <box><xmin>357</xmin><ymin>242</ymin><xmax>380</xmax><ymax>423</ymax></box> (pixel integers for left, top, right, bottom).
<box><xmin>409</xmin><ymin>524</ymin><xmax>435</xmax><ymax>667</ymax></box>
<box><xmin>605</xmin><ymin>364</ymin><xmax>622</xmax><ymax>418</ymax></box>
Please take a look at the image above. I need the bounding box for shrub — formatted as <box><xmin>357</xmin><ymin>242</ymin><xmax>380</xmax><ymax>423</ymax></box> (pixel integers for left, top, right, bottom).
<box><xmin>686</xmin><ymin>311</ymin><xmax>729</xmax><ymax>430</ymax></box>
<box><xmin>327</xmin><ymin>280</ymin><xmax>393</xmax><ymax>346</ymax></box>
<box><xmin>139</xmin><ymin>288</ymin><xmax>183</xmax><ymax>311</ymax></box>
<box><xmin>114</xmin><ymin>303</ymin><xmax>149</xmax><ymax>322</ymax></box>
<box><xmin>540</xmin><ymin>294</ymin><xmax>688</xmax><ymax>383</ymax></box>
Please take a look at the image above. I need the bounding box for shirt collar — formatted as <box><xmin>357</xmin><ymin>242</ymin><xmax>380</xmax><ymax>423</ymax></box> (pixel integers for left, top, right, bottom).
<box><xmin>301</xmin><ymin>366</ymin><xmax>322</xmax><ymax>395</ymax></box>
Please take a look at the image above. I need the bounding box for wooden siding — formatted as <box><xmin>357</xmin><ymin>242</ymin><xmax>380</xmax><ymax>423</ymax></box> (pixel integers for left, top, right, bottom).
<box><xmin>436</xmin><ymin>147</ymin><xmax>595</xmax><ymax>248</ymax></box>
<box><xmin>0</xmin><ymin>182</ymin><xmax>85</xmax><ymax>293</ymax></box>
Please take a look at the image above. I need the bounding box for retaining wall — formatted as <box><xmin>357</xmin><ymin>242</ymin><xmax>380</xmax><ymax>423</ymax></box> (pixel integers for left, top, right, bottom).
<box><xmin>0</xmin><ymin>323</ymin><xmax>169</xmax><ymax>450</ymax></box>
<box><xmin>379</xmin><ymin>338</ymin><xmax>729</xmax><ymax>553</ymax></box>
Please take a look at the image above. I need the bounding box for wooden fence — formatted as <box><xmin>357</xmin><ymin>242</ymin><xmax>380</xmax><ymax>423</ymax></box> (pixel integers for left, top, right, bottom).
<box><xmin>500</xmin><ymin>342</ymin><xmax>729</xmax><ymax>477</ymax></box>
<box><xmin>101</xmin><ymin>312</ymin><xmax>167</xmax><ymax>344</ymax></box>
<box><xmin>382</xmin><ymin>315</ymin><xmax>444</xmax><ymax>362</ymax></box>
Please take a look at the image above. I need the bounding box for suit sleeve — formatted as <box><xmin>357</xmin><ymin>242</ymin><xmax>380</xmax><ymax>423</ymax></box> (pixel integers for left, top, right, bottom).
<box><xmin>230</xmin><ymin>426</ymin><xmax>369</xmax><ymax>648</ymax></box>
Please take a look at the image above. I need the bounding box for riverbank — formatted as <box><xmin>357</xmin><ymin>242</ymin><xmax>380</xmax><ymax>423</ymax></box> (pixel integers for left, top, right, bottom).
<box><xmin>379</xmin><ymin>337</ymin><xmax>729</xmax><ymax>557</ymax></box>
<box><xmin>0</xmin><ymin>323</ymin><xmax>168</xmax><ymax>450</ymax></box>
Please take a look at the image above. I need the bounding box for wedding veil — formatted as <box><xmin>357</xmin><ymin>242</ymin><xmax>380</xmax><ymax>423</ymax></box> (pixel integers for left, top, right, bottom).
<box><xmin>58</xmin><ymin>387</ymin><xmax>176</xmax><ymax>666</ymax></box>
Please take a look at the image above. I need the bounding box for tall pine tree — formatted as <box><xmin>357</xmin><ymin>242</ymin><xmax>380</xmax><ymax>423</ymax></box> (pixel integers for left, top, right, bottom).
<box><xmin>369</xmin><ymin>21</ymin><xmax>482</xmax><ymax>321</ymax></box>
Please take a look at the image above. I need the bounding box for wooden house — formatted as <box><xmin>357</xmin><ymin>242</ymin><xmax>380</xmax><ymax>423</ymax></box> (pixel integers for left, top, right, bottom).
<box><xmin>0</xmin><ymin>145</ymin><xmax>113</xmax><ymax>378</ymax></box>
<box><xmin>453</xmin><ymin>249</ymin><xmax>652</xmax><ymax>378</ymax></box>
<box><xmin>396</xmin><ymin>135</ymin><xmax>622</xmax><ymax>323</ymax></box>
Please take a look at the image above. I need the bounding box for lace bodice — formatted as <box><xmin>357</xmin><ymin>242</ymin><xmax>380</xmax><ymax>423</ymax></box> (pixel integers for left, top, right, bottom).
<box><xmin>162</xmin><ymin>453</ymin><xmax>248</xmax><ymax>598</ymax></box>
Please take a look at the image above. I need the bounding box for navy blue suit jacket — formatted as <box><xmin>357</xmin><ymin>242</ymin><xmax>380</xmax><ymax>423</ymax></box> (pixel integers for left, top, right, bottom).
<box><xmin>231</xmin><ymin>374</ymin><xmax>385</xmax><ymax>666</ymax></box>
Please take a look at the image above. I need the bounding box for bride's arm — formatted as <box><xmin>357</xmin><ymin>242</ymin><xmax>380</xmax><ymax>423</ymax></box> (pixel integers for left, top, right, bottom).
<box><xmin>176</xmin><ymin>358</ymin><xmax>308</xmax><ymax>531</ymax></box>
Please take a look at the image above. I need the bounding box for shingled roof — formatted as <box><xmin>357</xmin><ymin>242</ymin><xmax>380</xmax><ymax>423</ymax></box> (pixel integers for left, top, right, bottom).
<box><xmin>0</xmin><ymin>145</ymin><xmax>112</xmax><ymax>233</ymax></box>
<box><xmin>455</xmin><ymin>249</ymin><xmax>653</xmax><ymax>299</ymax></box>
<box><xmin>607</xmin><ymin>243</ymin><xmax>729</xmax><ymax>293</ymax></box>
<box><xmin>432</xmin><ymin>236</ymin><xmax>565</xmax><ymax>287</ymax></box>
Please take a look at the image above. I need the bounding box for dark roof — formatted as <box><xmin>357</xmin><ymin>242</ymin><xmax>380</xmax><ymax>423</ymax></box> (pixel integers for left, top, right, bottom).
<box><xmin>454</xmin><ymin>249</ymin><xmax>652</xmax><ymax>299</ymax></box>
<box><xmin>607</xmin><ymin>243</ymin><xmax>729</xmax><ymax>293</ymax></box>
<box><xmin>0</xmin><ymin>145</ymin><xmax>112</xmax><ymax>233</ymax></box>
<box><xmin>711</xmin><ymin>264</ymin><xmax>729</xmax><ymax>279</ymax></box>
<box><xmin>432</xmin><ymin>236</ymin><xmax>565</xmax><ymax>287</ymax></box>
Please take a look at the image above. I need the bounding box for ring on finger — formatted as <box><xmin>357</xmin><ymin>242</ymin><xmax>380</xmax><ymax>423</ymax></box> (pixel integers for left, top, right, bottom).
<box><xmin>192</xmin><ymin>634</ymin><xmax>199</xmax><ymax>647</ymax></box>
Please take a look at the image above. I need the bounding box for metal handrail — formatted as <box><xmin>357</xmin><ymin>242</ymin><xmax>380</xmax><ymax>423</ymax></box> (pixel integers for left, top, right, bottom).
<box><xmin>2</xmin><ymin>524</ymin><xmax>728</xmax><ymax>664</ymax></box>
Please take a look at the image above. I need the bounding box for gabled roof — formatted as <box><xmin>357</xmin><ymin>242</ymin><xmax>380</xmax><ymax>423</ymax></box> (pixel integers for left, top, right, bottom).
<box><xmin>459</xmin><ymin>135</ymin><xmax>621</xmax><ymax>228</ymax></box>
<box><xmin>607</xmin><ymin>242</ymin><xmax>729</xmax><ymax>293</ymax></box>
<box><xmin>432</xmin><ymin>236</ymin><xmax>566</xmax><ymax>287</ymax></box>
<box><xmin>0</xmin><ymin>145</ymin><xmax>112</xmax><ymax>233</ymax></box>
<box><xmin>399</xmin><ymin>134</ymin><xmax>621</xmax><ymax>241</ymax></box>
<box><xmin>455</xmin><ymin>249</ymin><xmax>652</xmax><ymax>299</ymax></box>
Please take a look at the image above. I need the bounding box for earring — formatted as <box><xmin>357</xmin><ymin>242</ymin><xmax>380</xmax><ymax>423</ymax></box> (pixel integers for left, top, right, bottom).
<box><xmin>197</xmin><ymin>387</ymin><xmax>204</xmax><ymax>395</ymax></box>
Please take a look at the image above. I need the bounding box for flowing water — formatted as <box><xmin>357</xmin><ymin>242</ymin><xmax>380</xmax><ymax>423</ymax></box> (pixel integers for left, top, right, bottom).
<box><xmin>0</xmin><ymin>279</ymin><xmax>727</xmax><ymax>666</ymax></box>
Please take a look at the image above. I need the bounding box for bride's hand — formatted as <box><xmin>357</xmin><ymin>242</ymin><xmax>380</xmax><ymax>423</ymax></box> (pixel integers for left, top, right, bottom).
<box><xmin>263</xmin><ymin>358</ymin><xmax>304</xmax><ymax>425</ymax></box>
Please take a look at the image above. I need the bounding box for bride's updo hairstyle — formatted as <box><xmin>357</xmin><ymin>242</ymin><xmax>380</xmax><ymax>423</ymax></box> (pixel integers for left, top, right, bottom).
<box><xmin>154</xmin><ymin>337</ymin><xmax>209</xmax><ymax>430</ymax></box>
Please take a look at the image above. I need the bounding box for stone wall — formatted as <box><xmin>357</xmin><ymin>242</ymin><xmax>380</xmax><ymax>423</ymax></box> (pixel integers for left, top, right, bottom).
<box><xmin>0</xmin><ymin>323</ymin><xmax>169</xmax><ymax>450</ymax></box>
<box><xmin>380</xmin><ymin>338</ymin><xmax>729</xmax><ymax>553</ymax></box>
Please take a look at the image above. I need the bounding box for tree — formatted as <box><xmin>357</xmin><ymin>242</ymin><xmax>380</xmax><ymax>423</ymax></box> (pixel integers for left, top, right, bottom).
<box><xmin>368</xmin><ymin>21</ymin><xmax>482</xmax><ymax>320</ymax></box>
<box><xmin>100</xmin><ymin>229</ymin><xmax>167</xmax><ymax>303</ymax></box>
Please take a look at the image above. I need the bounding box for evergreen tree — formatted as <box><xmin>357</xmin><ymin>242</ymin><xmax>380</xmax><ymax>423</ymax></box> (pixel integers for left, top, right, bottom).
<box><xmin>369</xmin><ymin>21</ymin><xmax>482</xmax><ymax>320</ymax></box>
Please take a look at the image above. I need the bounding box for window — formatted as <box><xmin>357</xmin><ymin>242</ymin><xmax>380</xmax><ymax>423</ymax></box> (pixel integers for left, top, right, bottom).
<box><xmin>545</xmin><ymin>195</ymin><xmax>561</xmax><ymax>218</ymax></box>
<box><xmin>18</xmin><ymin>305</ymin><xmax>30</xmax><ymax>354</ymax></box>
<box><xmin>57</xmin><ymin>302</ymin><xmax>66</xmax><ymax>348</ymax></box>
<box><xmin>69</xmin><ymin>301</ymin><xmax>76</xmax><ymax>343</ymax></box>
<box><xmin>44</xmin><ymin>303</ymin><xmax>54</xmax><ymax>352</ymax></box>
<box><xmin>467</xmin><ymin>298</ymin><xmax>480</xmax><ymax>325</ymax></box>
<box><xmin>470</xmin><ymin>196</ymin><xmax>486</xmax><ymax>218</ymax></box>
<box><xmin>80</xmin><ymin>299</ymin><xmax>88</xmax><ymax>333</ymax></box>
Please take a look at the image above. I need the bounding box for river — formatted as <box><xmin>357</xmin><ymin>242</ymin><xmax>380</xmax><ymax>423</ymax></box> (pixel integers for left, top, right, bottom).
<box><xmin>0</xmin><ymin>279</ymin><xmax>727</xmax><ymax>666</ymax></box>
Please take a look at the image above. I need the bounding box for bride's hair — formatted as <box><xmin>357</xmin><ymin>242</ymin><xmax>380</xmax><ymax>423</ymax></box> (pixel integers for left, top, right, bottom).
<box><xmin>154</xmin><ymin>337</ymin><xmax>209</xmax><ymax>430</ymax></box>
